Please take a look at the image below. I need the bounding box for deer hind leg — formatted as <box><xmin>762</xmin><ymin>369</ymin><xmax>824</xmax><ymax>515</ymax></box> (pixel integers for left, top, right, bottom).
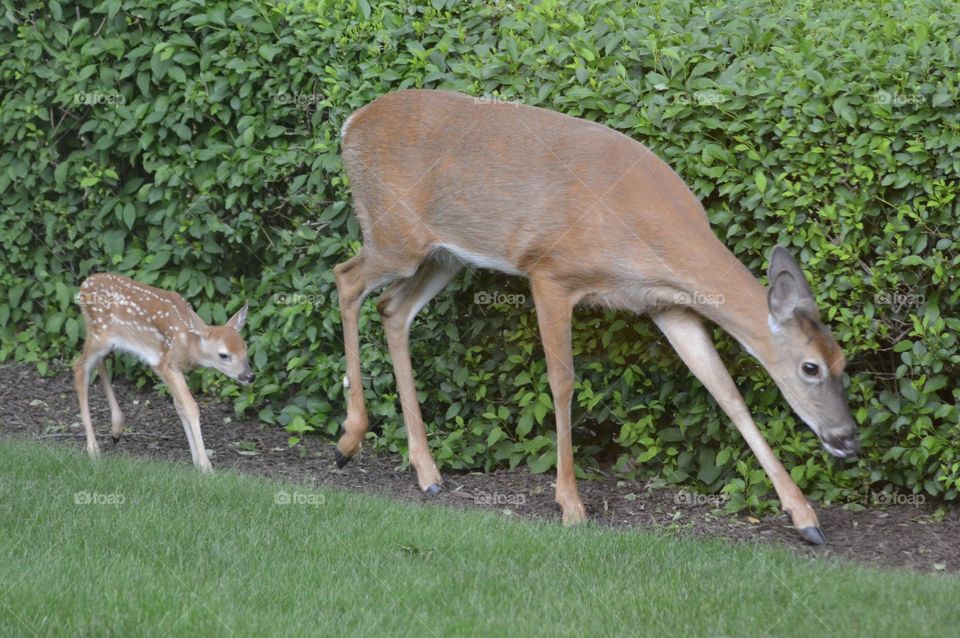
<box><xmin>333</xmin><ymin>248</ymin><xmax>421</xmax><ymax>467</ymax></box>
<box><xmin>530</xmin><ymin>275</ymin><xmax>587</xmax><ymax>525</ymax></box>
<box><xmin>96</xmin><ymin>362</ymin><xmax>125</xmax><ymax>443</ymax></box>
<box><xmin>377</xmin><ymin>255</ymin><xmax>462</xmax><ymax>494</ymax></box>
<box><xmin>74</xmin><ymin>340</ymin><xmax>111</xmax><ymax>459</ymax></box>
<box><xmin>652</xmin><ymin>307</ymin><xmax>824</xmax><ymax>545</ymax></box>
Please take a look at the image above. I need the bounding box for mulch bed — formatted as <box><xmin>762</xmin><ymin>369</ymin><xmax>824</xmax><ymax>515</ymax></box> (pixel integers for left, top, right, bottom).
<box><xmin>2</xmin><ymin>362</ymin><xmax>957</xmax><ymax>573</ymax></box>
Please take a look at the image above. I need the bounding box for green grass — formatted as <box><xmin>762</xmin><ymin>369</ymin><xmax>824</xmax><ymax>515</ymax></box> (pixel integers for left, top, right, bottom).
<box><xmin>1</xmin><ymin>440</ymin><xmax>957</xmax><ymax>637</ymax></box>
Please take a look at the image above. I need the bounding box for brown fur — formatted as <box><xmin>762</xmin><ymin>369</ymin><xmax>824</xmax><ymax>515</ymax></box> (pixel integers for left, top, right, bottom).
<box><xmin>74</xmin><ymin>273</ymin><xmax>253</xmax><ymax>470</ymax></box>
<box><xmin>333</xmin><ymin>90</ymin><xmax>858</xmax><ymax>541</ymax></box>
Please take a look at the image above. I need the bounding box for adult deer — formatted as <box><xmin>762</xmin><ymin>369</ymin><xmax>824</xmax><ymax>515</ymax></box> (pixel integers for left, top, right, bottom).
<box><xmin>333</xmin><ymin>90</ymin><xmax>859</xmax><ymax>544</ymax></box>
<box><xmin>74</xmin><ymin>273</ymin><xmax>254</xmax><ymax>472</ymax></box>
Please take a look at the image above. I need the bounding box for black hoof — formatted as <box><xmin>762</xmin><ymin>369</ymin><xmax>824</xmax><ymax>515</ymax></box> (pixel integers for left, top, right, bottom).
<box><xmin>799</xmin><ymin>526</ymin><xmax>826</xmax><ymax>545</ymax></box>
<box><xmin>424</xmin><ymin>483</ymin><xmax>443</xmax><ymax>496</ymax></box>
<box><xmin>334</xmin><ymin>449</ymin><xmax>352</xmax><ymax>469</ymax></box>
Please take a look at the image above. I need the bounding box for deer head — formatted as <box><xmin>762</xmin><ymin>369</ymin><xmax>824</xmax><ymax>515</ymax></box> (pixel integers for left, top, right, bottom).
<box><xmin>765</xmin><ymin>247</ymin><xmax>859</xmax><ymax>458</ymax></box>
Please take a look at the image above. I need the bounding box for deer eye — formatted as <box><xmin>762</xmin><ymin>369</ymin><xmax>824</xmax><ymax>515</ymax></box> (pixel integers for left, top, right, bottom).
<box><xmin>801</xmin><ymin>362</ymin><xmax>820</xmax><ymax>378</ymax></box>
<box><xmin>219</xmin><ymin>352</ymin><xmax>230</xmax><ymax>361</ymax></box>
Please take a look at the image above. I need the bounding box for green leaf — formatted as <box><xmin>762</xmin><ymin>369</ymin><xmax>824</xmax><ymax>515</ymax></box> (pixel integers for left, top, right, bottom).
<box><xmin>754</xmin><ymin>170</ymin><xmax>767</xmax><ymax>194</ymax></box>
<box><xmin>832</xmin><ymin>97</ymin><xmax>857</xmax><ymax>126</ymax></box>
<box><xmin>528</xmin><ymin>450</ymin><xmax>556</xmax><ymax>474</ymax></box>
<box><xmin>258</xmin><ymin>45</ymin><xmax>282</xmax><ymax>62</ymax></box>
<box><xmin>167</xmin><ymin>66</ymin><xmax>187</xmax><ymax>84</ymax></box>
<box><xmin>932</xmin><ymin>92</ymin><xmax>953</xmax><ymax>108</ymax></box>
<box><xmin>146</xmin><ymin>250</ymin><xmax>172</xmax><ymax>271</ymax></box>
<box><xmin>122</xmin><ymin>203</ymin><xmax>136</xmax><ymax>229</ymax></box>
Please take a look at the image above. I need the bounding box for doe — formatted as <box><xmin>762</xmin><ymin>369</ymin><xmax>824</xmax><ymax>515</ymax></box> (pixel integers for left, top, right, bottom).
<box><xmin>333</xmin><ymin>90</ymin><xmax>860</xmax><ymax>544</ymax></box>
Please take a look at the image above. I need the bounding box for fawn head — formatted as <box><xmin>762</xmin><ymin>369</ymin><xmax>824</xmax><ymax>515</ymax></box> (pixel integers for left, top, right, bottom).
<box><xmin>197</xmin><ymin>304</ymin><xmax>255</xmax><ymax>385</ymax></box>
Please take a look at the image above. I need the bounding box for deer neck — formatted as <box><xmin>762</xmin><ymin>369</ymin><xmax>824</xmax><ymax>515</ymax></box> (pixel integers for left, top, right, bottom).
<box><xmin>661</xmin><ymin>243</ymin><xmax>774</xmax><ymax>365</ymax></box>
<box><xmin>170</xmin><ymin>326</ymin><xmax>207</xmax><ymax>369</ymax></box>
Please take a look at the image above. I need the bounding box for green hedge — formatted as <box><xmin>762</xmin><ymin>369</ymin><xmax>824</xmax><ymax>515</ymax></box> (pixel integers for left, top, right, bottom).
<box><xmin>1</xmin><ymin>0</ymin><xmax>958</xmax><ymax>512</ymax></box>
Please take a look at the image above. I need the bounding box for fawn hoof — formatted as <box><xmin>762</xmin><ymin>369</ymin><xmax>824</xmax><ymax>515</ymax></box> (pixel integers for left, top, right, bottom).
<box><xmin>424</xmin><ymin>483</ymin><xmax>443</xmax><ymax>496</ymax></box>
<box><xmin>334</xmin><ymin>449</ymin><xmax>352</xmax><ymax>469</ymax></box>
<box><xmin>798</xmin><ymin>526</ymin><xmax>826</xmax><ymax>545</ymax></box>
<box><xmin>560</xmin><ymin>502</ymin><xmax>588</xmax><ymax>526</ymax></box>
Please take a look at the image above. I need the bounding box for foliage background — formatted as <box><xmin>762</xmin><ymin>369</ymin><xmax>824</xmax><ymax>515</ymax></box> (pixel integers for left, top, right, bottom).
<box><xmin>1</xmin><ymin>0</ymin><xmax>957</xmax><ymax>512</ymax></box>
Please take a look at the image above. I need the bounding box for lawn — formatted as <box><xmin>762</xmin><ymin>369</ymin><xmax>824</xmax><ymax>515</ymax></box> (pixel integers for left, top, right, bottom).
<box><xmin>1</xmin><ymin>439</ymin><xmax>957</xmax><ymax>637</ymax></box>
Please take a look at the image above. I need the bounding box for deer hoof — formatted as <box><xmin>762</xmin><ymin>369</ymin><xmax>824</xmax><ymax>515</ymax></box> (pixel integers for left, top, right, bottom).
<box><xmin>424</xmin><ymin>483</ymin><xmax>443</xmax><ymax>496</ymax></box>
<box><xmin>798</xmin><ymin>526</ymin><xmax>826</xmax><ymax>545</ymax></box>
<box><xmin>334</xmin><ymin>449</ymin><xmax>352</xmax><ymax>469</ymax></box>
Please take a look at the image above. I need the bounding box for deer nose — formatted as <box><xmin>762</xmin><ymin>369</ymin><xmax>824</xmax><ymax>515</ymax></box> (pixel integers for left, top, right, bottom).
<box><xmin>830</xmin><ymin>432</ymin><xmax>861</xmax><ymax>458</ymax></box>
<box><xmin>241</xmin><ymin>372</ymin><xmax>255</xmax><ymax>384</ymax></box>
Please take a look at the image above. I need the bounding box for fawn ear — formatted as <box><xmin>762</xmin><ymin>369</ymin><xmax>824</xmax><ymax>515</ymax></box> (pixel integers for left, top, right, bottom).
<box><xmin>226</xmin><ymin>303</ymin><xmax>249</xmax><ymax>331</ymax></box>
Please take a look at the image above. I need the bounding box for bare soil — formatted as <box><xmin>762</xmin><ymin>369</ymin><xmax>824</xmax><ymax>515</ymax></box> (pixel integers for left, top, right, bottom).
<box><xmin>2</xmin><ymin>362</ymin><xmax>957</xmax><ymax>573</ymax></box>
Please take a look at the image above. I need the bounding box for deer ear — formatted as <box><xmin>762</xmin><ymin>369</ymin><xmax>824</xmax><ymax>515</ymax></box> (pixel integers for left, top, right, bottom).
<box><xmin>767</xmin><ymin>246</ymin><xmax>815</xmax><ymax>327</ymax></box>
<box><xmin>227</xmin><ymin>303</ymin><xmax>249</xmax><ymax>331</ymax></box>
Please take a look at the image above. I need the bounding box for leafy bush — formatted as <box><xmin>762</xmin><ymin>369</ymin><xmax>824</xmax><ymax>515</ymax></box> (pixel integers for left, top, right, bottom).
<box><xmin>1</xmin><ymin>0</ymin><xmax>957</xmax><ymax>511</ymax></box>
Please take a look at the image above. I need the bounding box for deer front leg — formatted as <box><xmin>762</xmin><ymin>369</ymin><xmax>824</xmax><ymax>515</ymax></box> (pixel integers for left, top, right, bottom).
<box><xmin>652</xmin><ymin>308</ymin><xmax>824</xmax><ymax>544</ymax></box>
<box><xmin>155</xmin><ymin>365</ymin><xmax>212</xmax><ymax>473</ymax></box>
<box><xmin>333</xmin><ymin>253</ymin><xmax>374</xmax><ymax>467</ymax></box>
<box><xmin>531</xmin><ymin>275</ymin><xmax>586</xmax><ymax>525</ymax></box>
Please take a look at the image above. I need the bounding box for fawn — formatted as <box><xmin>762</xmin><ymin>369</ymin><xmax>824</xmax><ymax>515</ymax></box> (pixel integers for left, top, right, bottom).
<box><xmin>74</xmin><ymin>273</ymin><xmax>253</xmax><ymax>471</ymax></box>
